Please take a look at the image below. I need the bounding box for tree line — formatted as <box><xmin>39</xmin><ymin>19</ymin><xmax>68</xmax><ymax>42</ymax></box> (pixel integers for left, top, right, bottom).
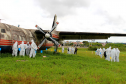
<box><xmin>64</xmin><ymin>41</ymin><xmax>126</xmax><ymax>51</ymax></box>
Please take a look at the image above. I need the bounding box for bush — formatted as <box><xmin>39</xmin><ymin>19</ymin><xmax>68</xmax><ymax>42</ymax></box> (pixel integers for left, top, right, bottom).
<box><xmin>104</xmin><ymin>43</ymin><xmax>126</xmax><ymax>51</ymax></box>
<box><xmin>88</xmin><ymin>46</ymin><xmax>97</xmax><ymax>51</ymax></box>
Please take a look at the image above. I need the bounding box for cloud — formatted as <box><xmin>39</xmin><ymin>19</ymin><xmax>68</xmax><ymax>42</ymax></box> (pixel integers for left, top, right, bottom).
<box><xmin>35</xmin><ymin>0</ymin><xmax>90</xmax><ymax>17</ymax></box>
<box><xmin>1</xmin><ymin>0</ymin><xmax>126</xmax><ymax>42</ymax></box>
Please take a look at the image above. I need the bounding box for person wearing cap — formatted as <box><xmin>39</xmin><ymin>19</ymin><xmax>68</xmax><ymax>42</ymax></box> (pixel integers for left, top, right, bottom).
<box><xmin>74</xmin><ymin>47</ymin><xmax>78</xmax><ymax>54</ymax></box>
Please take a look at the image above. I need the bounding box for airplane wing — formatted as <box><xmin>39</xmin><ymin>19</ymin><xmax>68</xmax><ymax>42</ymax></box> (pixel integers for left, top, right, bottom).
<box><xmin>58</xmin><ymin>31</ymin><xmax>126</xmax><ymax>40</ymax></box>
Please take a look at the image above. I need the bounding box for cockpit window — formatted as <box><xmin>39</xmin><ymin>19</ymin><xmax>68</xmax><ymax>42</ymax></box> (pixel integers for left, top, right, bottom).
<box><xmin>1</xmin><ymin>29</ymin><xmax>6</xmax><ymax>33</ymax></box>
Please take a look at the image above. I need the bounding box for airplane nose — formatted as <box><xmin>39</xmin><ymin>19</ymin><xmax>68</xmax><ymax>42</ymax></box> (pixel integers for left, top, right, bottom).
<box><xmin>45</xmin><ymin>33</ymin><xmax>50</xmax><ymax>38</ymax></box>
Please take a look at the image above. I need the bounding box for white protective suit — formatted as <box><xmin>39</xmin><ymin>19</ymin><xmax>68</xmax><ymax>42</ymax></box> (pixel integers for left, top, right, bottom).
<box><xmin>62</xmin><ymin>46</ymin><xmax>64</xmax><ymax>53</ymax></box>
<box><xmin>109</xmin><ymin>46</ymin><xmax>111</xmax><ymax>49</ymax></box>
<box><xmin>12</xmin><ymin>41</ymin><xmax>18</xmax><ymax>56</ymax></box>
<box><xmin>95</xmin><ymin>49</ymin><xmax>98</xmax><ymax>55</ymax></box>
<box><xmin>115</xmin><ymin>48</ymin><xmax>120</xmax><ymax>62</ymax></box>
<box><xmin>103</xmin><ymin>48</ymin><xmax>106</xmax><ymax>53</ymax></box>
<box><xmin>69</xmin><ymin>47</ymin><xmax>71</xmax><ymax>54</ymax></box>
<box><xmin>26</xmin><ymin>42</ymin><xmax>31</xmax><ymax>56</ymax></box>
<box><xmin>106</xmin><ymin>47</ymin><xmax>111</xmax><ymax>61</ymax></box>
<box><xmin>99</xmin><ymin>48</ymin><xmax>103</xmax><ymax>58</ymax></box>
<box><xmin>96</xmin><ymin>48</ymin><xmax>100</xmax><ymax>55</ymax></box>
<box><xmin>19</xmin><ymin>41</ymin><xmax>27</xmax><ymax>56</ymax></box>
<box><xmin>111</xmin><ymin>48</ymin><xmax>116</xmax><ymax>62</ymax></box>
<box><xmin>29</xmin><ymin>40</ymin><xmax>37</xmax><ymax>58</ymax></box>
<box><xmin>71</xmin><ymin>47</ymin><xmax>74</xmax><ymax>54</ymax></box>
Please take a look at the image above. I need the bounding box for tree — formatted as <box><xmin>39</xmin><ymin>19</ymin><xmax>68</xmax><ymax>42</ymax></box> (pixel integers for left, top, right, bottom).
<box><xmin>82</xmin><ymin>41</ymin><xmax>89</xmax><ymax>44</ymax></box>
<box><xmin>69</xmin><ymin>43</ymin><xmax>73</xmax><ymax>46</ymax></box>
<box><xmin>82</xmin><ymin>41</ymin><xmax>89</xmax><ymax>47</ymax></box>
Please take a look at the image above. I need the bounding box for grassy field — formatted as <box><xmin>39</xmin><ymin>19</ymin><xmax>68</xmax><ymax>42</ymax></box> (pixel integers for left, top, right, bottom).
<box><xmin>0</xmin><ymin>47</ymin><xmax>126</xmax><ymax>84</ymax></box>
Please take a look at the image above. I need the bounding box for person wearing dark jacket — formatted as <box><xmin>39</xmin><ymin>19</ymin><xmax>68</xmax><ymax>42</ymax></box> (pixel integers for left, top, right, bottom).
<box><xmin>104</xmin><ymin>51</ymin><xmax>107</xmax><ymax>59</ymax></box>
<box><xmin>74</xmin><ymin>47</ymin><xmax>78</xmax><ymax>54</ymax></box>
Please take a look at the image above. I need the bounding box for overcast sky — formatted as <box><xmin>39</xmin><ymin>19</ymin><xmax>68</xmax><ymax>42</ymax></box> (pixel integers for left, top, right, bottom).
<box><xmin>0</xmin><ymin>0</ymin><xmax>126</xmax><ymax>42</ymax></box>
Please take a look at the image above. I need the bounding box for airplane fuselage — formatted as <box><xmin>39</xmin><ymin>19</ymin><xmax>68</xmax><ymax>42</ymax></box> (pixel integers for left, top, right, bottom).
<box><xmin>0</xmin><ymin>23</ymin><xmax>59</xmax><ymax>52</ymax></box>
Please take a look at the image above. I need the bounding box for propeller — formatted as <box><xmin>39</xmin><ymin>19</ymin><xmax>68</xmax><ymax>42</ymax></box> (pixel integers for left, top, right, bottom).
<box><xmin>35</xmin><ymin>21</ymin><xmax>60</xmax><ymax>50</ymax></box>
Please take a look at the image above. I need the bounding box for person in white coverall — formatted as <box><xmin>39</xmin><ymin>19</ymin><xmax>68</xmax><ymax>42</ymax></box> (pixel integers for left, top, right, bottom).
<box><xmin>96</xmin><ymin>48</ymin><xmax>100</xmax><ymax>55</ymax></box>
<box><xmin>29</xmin><ymin>40</ymin><xmax>37</xmax><ymax>58</ymax></box>
<box><xmin>69</xmin><ymin>47</ymin><xmax>71</xmax><ymax>54</ymax></box>
<box><xmin>26</xmin><ymin>42</ymin><xmax>31</xmax><ymax>56</ymax></box>
<box><xmin>71</xmin><ymin>47</ymin><xmax>74</xmax><ymax>54</ymax></box>
<box><xmin>62</xmin><ymin>46</ymin><xmax>64</xmax><ymax>53</ymax></box>
<box><xmin>99</xmin><ymin>48</ymin><xmax>103</xmax><ymax>58</ymax></box>
<box><xmin>12</xmin><ymin>41</ymin><xmax>18</xmax><ymax>56</ymax></box>
<box><xmin>115</xmin><ymin>48</ymin><xmax>120</xmax><ymax>62</ymax></box>
<box><xmin>110</xmin><ymin>48</ymin><xmax>116</xmax><ymax>62</ymax></box>
<box><xmin>106</xmin><ymin>47</ymin><xmax>111</xmax><ymax>61</ymax></box>
<box><xmin>103</xmin><ymin>48</ymin><xmax>106</xmax><ymax>53</ymax></box>
<box><xmin>19</xmin><ymin>41</ymin><xmax>27</xmax><ymax>56</ymax></box>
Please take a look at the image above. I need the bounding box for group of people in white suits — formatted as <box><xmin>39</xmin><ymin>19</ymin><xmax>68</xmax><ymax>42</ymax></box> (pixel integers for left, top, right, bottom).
<box><xmin>12</xmin><ymin>40</ymin><xmax>37</xmax><ymax>58</ymax></box>
<box><xmin>96</xmin><ymin>46</ymin><xmax>120</xmax><ymax>62</ymax></box>
<box><xmin>67</xmin><ymin>47</ymin><xmax>77</xmax><ymax>54</ymax></box>
<box><xmin>67</xmin><ymin>47</ymin><xmax>74</xmax><ymax>54</ymax></box>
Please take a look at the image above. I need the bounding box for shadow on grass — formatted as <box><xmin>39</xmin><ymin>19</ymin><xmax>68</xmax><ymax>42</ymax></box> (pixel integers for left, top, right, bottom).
<box><xmin>0</xmin><ymin>53</ymin><xmax>12</xmax><ymax>58</ymax></box>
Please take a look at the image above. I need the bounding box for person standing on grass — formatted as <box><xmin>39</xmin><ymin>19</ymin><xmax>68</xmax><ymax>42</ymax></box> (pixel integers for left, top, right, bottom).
<box><xmin>12</xmin><ymin>41</ymin><xmax>18</xmax><ymax>56</ymax></box>
<box><xmin>96</xmin><ymin>48</ymin><xmax>100</xmax><ymax>55</ymax></box>
<box><xmin>103</xmin><ymin>48</ymin><xmax>106</xmax><ymax>53</ymax></box>
<box><xmin>69</xmin><ymin>46</ymin><xmax>71</xmax><ymax>54</ymax></box>
<box><xmin>110</xmin><ymin>48</ymin><xmax>116</xmax><ymax>62</ymax></box>
<box><xmin>19</xmin><ymin>41</ymin><xmax>27</xmax><ymax>56</ymax></box>
<box><xmin>26</xmin><ymin>42</ymin><xmax>31</xmax><ymax>56</ymax></box>
<box><xmin>29</xmin><ymin>40</ymin><xmax>37</xmax><ymax>58</ymax></box>
<box><xmin>104</xmin><ymin>50</ymin><xmax>107</xmax><ymax>59</ymax></box>
<box><xmin>115</xmin><ymin>48</ymin><xmax>120</xmax><ymax>62</ymax></box>
<box><xmin>106</xmin><ymin>47</ymin><xmax>111</xmax><ymax>61</ymax></box>
<box><xmin>71</xmin><ymin>47</ymin><xmax>74</xmax><ymax>54</ymax></box>
<box><xmin>74</xmin><ymin>47</ymin><xmax>78</xmax><ymax>54</ymax></box>
<box><xmin>99</xmin><ymin>48</ymin><xmax>103</xmax><ymax>58</ymax></box>
<box><xmin>67</xmin><ymin>47</ymin><xmax>70</xmax><ymax>54</ymax></box>
<box><xmin>62</xmin><ymin>46</ymin><xmax>64</xmax><ymax>53</ymax></box>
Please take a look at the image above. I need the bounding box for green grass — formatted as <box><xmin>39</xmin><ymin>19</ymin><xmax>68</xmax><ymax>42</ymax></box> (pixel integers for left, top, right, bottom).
<box><xmin>0</xmin><ymin>47</ymin><xmax>126</xmax><ymax>84</ymax></box>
